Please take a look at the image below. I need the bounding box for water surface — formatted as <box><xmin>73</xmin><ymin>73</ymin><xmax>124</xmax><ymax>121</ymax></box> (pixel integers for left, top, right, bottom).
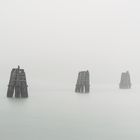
<box><xmin>0</xmin><ymin>86</ymin><xmax>140</xmax><ymax>140</ymax></box>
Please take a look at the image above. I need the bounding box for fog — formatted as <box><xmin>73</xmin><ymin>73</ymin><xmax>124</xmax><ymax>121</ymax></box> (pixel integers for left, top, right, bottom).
<box><xmin>0</xmin><ymin>0</ymin><xmax>140</xmax><ymax>89</ymax></box>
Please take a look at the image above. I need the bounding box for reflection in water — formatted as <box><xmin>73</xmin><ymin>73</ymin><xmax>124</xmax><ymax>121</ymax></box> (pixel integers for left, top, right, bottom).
<box><xmin>7</xmin><ymin>98</ymin><xmax>28</xmax><ymax>105</ymax></box>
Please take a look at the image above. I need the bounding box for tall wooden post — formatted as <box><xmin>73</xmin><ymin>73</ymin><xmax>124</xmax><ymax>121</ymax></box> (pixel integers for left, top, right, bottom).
<box><xmin>75</xmin><ymin>70</ymin><xmax>90</xmax><ymax>93</ymax></box>
<box><xmin>7</xmin><ymin>66</ymin><xmax>28</xmax><ymax>98</ymax></box>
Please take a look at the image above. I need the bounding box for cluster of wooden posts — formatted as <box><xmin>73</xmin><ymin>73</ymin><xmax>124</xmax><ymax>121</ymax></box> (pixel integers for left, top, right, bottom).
<box><xmin>75</xmin><ymin>71</ymin><xmax>90</xmax><ymax>93</ymax></box>
<box><xmin>7</xmin><ymin>66</ymin><xmax>28</xmax><ymax>98</ymax></box>
<box><xmin>6</xmin><ymin>66</ymin><xmax>132</xmax><ymax>98</ymax></box>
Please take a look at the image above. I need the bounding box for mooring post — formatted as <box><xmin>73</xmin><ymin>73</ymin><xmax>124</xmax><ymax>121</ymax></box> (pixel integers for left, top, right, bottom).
<box><xmin>7</xmin><ymin>66</ymin><xmax>28</xmax><ymax>98</ymax></box>
<box><xmin>85</xmin><ymin>70</ymin><xmax>90</xmax><ymax>93</ymax></box>
<box><xmin>75</xmin><ymin>70</ymin><xmax>90</xmax><ymax>93</ymax></box>
<box><xmin>119</xmin><ymin>71</ymin><xmax>131</xmax><ymax>89</ymax></box>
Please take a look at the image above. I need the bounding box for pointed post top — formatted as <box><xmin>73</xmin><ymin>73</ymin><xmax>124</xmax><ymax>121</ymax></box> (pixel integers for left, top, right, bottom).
<box><xmin>18</xmin><ymin>65</ymin><xmax>20</xmax><ymax>70</ymax></box>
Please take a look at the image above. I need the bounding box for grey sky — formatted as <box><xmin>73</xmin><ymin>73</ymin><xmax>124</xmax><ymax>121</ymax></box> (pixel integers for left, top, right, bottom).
<box><xmin>0</xmin><ymin>0</ymin><xmax>140</xmax><ymax>88</ymax></box>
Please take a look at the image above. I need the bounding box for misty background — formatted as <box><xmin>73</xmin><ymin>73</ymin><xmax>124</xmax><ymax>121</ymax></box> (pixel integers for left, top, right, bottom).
<box><xmin>0</xmin><ymin>0</ymin><xmax>140</xmax><ymax>90</ymax></box>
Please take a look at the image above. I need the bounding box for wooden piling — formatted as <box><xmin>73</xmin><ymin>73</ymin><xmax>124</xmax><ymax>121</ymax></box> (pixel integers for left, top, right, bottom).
<box><xmin>119</xmin><ymin>71</ymin><xmax>131</xmax><ymax>89</ymax></box>
<box><xmin>75</xmin><ymin>70</ymin><xmax>90</xmax><ymax>93</ymax></box>
<box><xmin>7</xmin><ymin>66</ymin><xmax>28</xmax><ymax>98</ymax></box>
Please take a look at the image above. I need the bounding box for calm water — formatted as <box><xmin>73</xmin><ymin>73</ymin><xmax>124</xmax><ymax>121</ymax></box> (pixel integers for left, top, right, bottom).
<box><xmin>0</xmin><ymin>85</ymin><xmax>140</xmax><ymax>140</ymax></box>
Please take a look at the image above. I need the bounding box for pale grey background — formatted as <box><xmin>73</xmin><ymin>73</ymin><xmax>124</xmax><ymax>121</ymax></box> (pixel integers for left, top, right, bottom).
<box><xmin>0</xmin><ymin>0</ymin><xmax>140</xmax><ymax>88</ymax></box>
<box><xmin>1</xmin><ymin>1</ymin><xmax>140</xmax><ymax>140</ymax></box>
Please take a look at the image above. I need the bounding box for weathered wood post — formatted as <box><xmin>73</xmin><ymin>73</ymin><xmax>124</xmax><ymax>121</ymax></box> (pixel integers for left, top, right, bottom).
<box><xmin>119</xmin><ymin>71</ymin><xmax>131</xmax><ymax>89</ymax></box>
<box><xmin>7</xmin><ymin>66</ymin><xmax>28</xmax><ymax>98</ymax></box>
<box><xmin>75</xmin><ymin>70</ymin><xmax>90</xmax><ymax>93</ymax></box>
